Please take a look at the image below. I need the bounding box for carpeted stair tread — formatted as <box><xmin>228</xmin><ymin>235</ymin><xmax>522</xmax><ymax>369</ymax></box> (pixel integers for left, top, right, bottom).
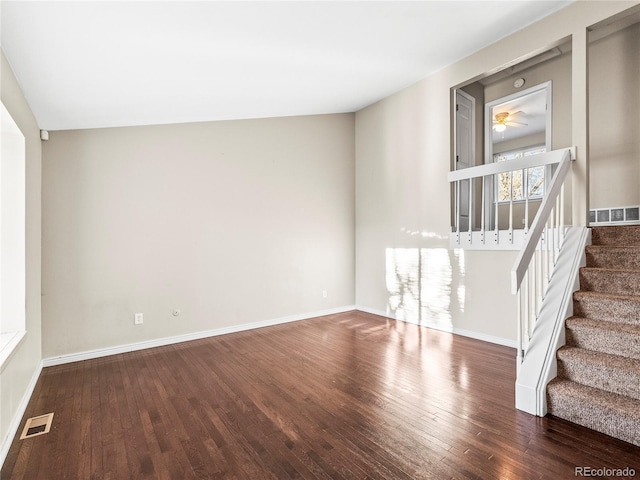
<box><xmin>573</xmin><ymin>291</ymin><xmax>640</xmax><ymax>325</ymax></box>
<box><xmin>547</xmin><ymin>225</ymin><xmax>640</xmax><ymax>447</ymax></box>
<box><xmin>579</xmin><ymin>267</ymin><xmax>640</xmax><ymax>296</ymax></box>
<box><xmin>557</xmin><ymin>346</ymin><xmax>640</xmax><ymax>400</ymax></box>
<box><xmin>566</xmin><ymin>317</ymin><xmax>640</xmax><ymax>360</ymax></box>
<box><xmin>585</xmin><ymin>245</ymin><xmax>640</xmax><ymax>269</ymax></box>
<box><xmin>547</xmin><ymin>378</ymin><xmax>640</xmax><ymax>447</ymax></box>
<box><xmin>592</xmin><ymin>225</ymin><xmax>640</xmax><ymax>247</ymax></box>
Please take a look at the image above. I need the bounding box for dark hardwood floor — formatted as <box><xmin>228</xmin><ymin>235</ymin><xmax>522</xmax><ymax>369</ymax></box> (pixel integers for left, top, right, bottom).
<box><xmin>3</xmin><ymin>311</ymin><xmax>639</xmax><ymax>479</ymax></box>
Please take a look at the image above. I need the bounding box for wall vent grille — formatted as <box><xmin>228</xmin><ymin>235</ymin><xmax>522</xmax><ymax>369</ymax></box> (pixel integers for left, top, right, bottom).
<box><xmin>20</xmin><ymin>413</ymin><xmax>54</xmax><ymax>440</ymax></box>
<box><xmin>590</xmin><ymin>206</ymin><xmax>640</xmax><ymax>225</ymax></box>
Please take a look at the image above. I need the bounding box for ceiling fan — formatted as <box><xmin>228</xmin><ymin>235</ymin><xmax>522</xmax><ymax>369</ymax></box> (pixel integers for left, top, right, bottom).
<box><xmin>493</xmin><ymin>111</ymin><xmax>527</xmax><ymax>132</ymax></box>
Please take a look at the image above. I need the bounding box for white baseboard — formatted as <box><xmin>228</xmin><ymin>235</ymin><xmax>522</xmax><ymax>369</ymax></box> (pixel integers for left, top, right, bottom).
<box><xmin>3</xmin><ymin>303</ymin><xmax>512</xmax><ymax>470</ymax></box>
<box><xmin>42</xmin><ymin>305</ymin><xmax>357</xmax><ymax>367</ymax></box>
<box><xmin>355</xmin><ymin>305</ymin><xmax>517</xmax><ymax>349</ymax></box>
<box><xmin>0</xmin><ymin>360</ymin><xmax>43</xmax><ymax>468</ymax></box>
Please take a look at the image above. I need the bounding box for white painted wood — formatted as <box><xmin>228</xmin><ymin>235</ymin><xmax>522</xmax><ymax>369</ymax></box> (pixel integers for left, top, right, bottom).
<box><xmin>0</xmin><ymin>102</ymin><xmax>27</xmax><ymax>350</ymax></box>
<box><xmin>0</xmin><ymin>331</ymin><xmax>26</xmax><ymax>371</ymax></box>
<box><xmin>484</xmin><ymin>81</ymin><xmax>552</xmax><ymax>163</ymax></box>
<box><xmin>447</xmin><ymin>147</ymin><xmax>574</xmax><ymax>182</ymax></box>
<box><xmin>515</xmin><ymin>227</ymin><xmax>590</xmax><ymax>415</ymax></box>
<box><xmin>0</xmin><ymin>361</ymin><xmax>43</xmax><ymax>468</ymax></box>
<box><xmin>449</xmin><ymin>228</ymin><xmax>533</xmax><ymax>250</ymax></box>
<box><xmin>511</xmin><ymin>149</ymin><xmax>573</xmax><ymax>294</ymax></box>
<box><xmin>455</xmin><ymin>90</ymin><xmax>475</xmax><ymax>232</ymax></box>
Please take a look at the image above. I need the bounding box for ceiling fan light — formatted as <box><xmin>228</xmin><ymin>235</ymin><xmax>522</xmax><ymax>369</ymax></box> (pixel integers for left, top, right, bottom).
<box><xmin>494</xmin><ymin>124</ymin><xmax>506</xmax><ymax>132</ymax></box>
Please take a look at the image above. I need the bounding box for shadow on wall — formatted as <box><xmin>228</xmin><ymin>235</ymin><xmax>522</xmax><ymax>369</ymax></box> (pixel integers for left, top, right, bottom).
<box><xmin>385</xmin><ymin>245</ymin><xmax>466</xmax><ymax>331</ymax></box>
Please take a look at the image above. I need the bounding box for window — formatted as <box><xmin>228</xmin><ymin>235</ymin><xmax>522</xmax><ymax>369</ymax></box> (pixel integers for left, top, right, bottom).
<box><xmin>494</xmin><ymin>145</ymin><xmax>546</xmax><ymax>202</ymax></box>
<box><xmin>1</xmin><ymin>102</ymin><xmax>27</xmax><ymax>367</ymax></box>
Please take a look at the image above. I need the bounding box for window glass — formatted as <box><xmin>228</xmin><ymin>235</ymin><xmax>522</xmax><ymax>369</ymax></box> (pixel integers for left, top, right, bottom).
<box><xmin>494</xmin><ymin>146</ymin><xmax>546</xmax><ymax>202</ymax></box>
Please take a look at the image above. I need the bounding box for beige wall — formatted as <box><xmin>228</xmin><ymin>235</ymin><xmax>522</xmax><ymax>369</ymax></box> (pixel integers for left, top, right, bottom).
<box><xmin>458</xmin><ymin>51</ymin><xmax>573</xmax><ymax>231</ymax></box>
<box><xmin>486</xmin><ymin>52</ymin><xmax>573</xmax><ymax>230</ymax></box>
<box><xmin>0</xmin><ymin>51</ymin><xmax>42</xmax><ymax>454</ymax></box>
<box><xmin>42</xmin><ymin>114</ymin><xmax>355</xmax><ymax>358</ymax></box>
<box><xmin>355</xmin><ymin>1</ymin><xmax>638</xmax><ymax>343</ymax></box>
<box><xmin>484</xmin><ymin>51</ymin><xmax>572</xmax><ymax>152</ymax></box>
<box><xmin>589</xmin><ymin>22</ymin><xmax>640</xmax><ymax>209</ymax></box>
<box><xmin>355</xmin><ymin>72</ymin><xmax>518</xmax><ymax>342</ymax></box>
<box><xmin>2</xmin><ymin>2</ymin><xmax>638</xmax><ymax>454</ymax></box>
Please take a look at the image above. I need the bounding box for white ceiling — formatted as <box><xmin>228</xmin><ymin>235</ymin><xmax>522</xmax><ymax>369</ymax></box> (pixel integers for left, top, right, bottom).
<box><xmin>1</xmin><ymin>1</ymin><xmax>572</xmax><ymax>131</ymax></box>
<box><xmin>491</xmin><ymin>88</ymin><xmax>548</xmax><ymax>144</ymax></box>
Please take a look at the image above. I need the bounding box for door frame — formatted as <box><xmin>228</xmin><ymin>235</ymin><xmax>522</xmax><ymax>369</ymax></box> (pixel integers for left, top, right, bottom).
<box><xmin>454</xmin><ymin>89</ymin><xmax>476</xmax><ymax>232</ymax></box>
<box><xmin>484</xmin><ymin>80</ymin><xmax>552</xmax><ymax>163</ymax></box>
<box><xmin>483</xmin><ymin>81</ymin><xmax>552</xmax><ymax>229</ymax></box>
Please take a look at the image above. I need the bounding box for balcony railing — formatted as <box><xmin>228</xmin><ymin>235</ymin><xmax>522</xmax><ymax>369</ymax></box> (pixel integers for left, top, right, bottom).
<box><xmin>448</xmin><ymin>147</ymin><xmax>575</xmax><ymax>364</ymax></box>
<box><xmin>509</xmin><ymin>148</ymin><xmax>574</xmax><ymax>364</ymax></box>
<box><xmin>448</xmin><ymin>148</ymin><xmax>575</xmax><ymax>250</ymax></box>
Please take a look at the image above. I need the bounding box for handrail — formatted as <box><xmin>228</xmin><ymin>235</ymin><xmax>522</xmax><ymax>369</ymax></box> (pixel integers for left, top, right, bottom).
<box><xmin>447</xmin><ymin>145</ymin><xmax>576</xmax><ymax>371</ymax></box>
<box><xmin>448</xmin><ymin>147</ymin><xmax>575</xmax><ymax>183</ymax></box>
<box><xmin>510</xmin><ymin>148</ymin><xmax>574</xmax><ymax>294</ymax></box>
<box><xmin>448</xmin><ymin>145</ymin><xmax>576</xmax><ymax>386</ymax></box>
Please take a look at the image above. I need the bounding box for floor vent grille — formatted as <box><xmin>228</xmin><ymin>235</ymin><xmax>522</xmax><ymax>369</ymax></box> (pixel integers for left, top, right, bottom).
<box><xmin>20</xmin><ymin>413</ymin><xmax>54</xmax><ymax>440</ymax></box>
<box><xmin>590</xmin><ymin>205</ymin><xmax>640</xmax><ymax>225</ymax></box>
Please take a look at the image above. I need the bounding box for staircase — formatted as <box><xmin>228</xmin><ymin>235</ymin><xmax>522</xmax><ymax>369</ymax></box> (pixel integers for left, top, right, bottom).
<box><xmin>547</xmin><ymin>225</ymin><xmax>640</xmax><ymax>446</ymax></box>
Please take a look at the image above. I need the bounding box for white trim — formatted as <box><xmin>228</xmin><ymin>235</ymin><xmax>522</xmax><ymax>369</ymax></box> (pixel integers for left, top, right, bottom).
<box><xmin>482</xmin><ymin>81</ymin><xmax>552</xmax><ymax>229</ymax></box>
<box><xmin>2</xmin><ymin>304</ymin><xmax>513</xmax><ymax>469</ymax></box>
<box><xmin>454</xmin><ymin>89</ymin><xmax>477</xmax><ymax>233</ymax></box>
<box><xmin>454</xmin><ymin>90</ymin><xmax>476</xmax><ymax>171</ymax></box>
<box><xmin>450</xmin><ymin>227</ymin><xmax>565</xmax><ymax>252</ymax></box>
<box><xmin>484</xmin><ymin>80</ymin><xmax>552</xmax><ymax>164</ymax></box>
<box><xmin>0</xmin><ymin>360</ymin><xmax>43</xmax><ymax>468</ymax></box>
<box><xmin>0</xmin><ymin>330</ymin><xmax>26</xmax><ymax>372</ymax></box>
<box><xmin>447</xmin><ymin>147</ymin><xmax>574</xmax><ymax>183</ymax></box>
<box><xmin>355</xmin><ymin>305</ymin><xmax>517</xmax><ymax>349</ymax></box>
<box><xmin>511</xmin><ymin>149</ymin><xmax>573</xmax><ymax>294</ymax></box>
<box><xmin>515</xmin><ymin>226</ymin><xmax>590</xmax><ymax>415</ymax></box>
<box><xmin>42</xmin><ymin>306</ymin><xmax>356</xmax><ymax>367</ymax></box>
<box><xmin>450</xmin><ymin>228</ymin><xmax>529</xmax><ymax>250</ymax></box>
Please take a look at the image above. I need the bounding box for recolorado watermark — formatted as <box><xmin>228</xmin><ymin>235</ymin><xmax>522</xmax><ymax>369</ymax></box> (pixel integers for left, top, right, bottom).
<box><xmin>575</xmin><ymin>466</ymin><xmax>636</xmax><ymax>477</ymax></box>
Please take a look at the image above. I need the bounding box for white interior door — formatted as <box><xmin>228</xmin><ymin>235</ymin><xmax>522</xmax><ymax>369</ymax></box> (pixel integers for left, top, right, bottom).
<box><xmin>455</xmin><ymin>90</ymin><xmax>474</xmax><ymax>232</ymax></box>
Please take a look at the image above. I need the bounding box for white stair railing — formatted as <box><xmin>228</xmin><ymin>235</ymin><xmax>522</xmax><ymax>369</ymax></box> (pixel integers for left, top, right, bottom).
<box><xmin>448</xmin><ymin>148</ymin><xmax>574</xmax><ymax>248</ymax></box>
<box><xmin>510</xmin><ymin>148</ymin><xmax>575</xmax><ymax>366</ymax></box>
<box><xmin>448</xmin><ymin>147</ymin><xmax>576</xmax><ymax>362</ymax></box>
<box><xmin>515</xmin><ymin>225</ymin><xmax>589</xmax><ymax>415</ymax></box>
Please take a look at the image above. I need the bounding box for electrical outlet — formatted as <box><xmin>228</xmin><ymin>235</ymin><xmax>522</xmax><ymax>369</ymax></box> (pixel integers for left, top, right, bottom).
<box><xmin>134</xmin><ymin>313</ymin><xmax>143</xmax><ymax>325</ymax></box>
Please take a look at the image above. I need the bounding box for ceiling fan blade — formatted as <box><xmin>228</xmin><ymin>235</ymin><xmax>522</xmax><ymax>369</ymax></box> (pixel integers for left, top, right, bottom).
<box><xmin>506</xmin><ymin>121</ymin><xmax>528</xmax><ymax>126</ymax></box>
<box><xmin>508</xmin><ymin>110</ymin><xmax>525</xmax><ymax>117</ymax></box>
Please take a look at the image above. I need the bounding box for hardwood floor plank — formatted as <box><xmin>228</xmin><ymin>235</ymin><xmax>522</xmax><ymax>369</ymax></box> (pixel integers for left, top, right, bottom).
<box><xmin>2</xmin><ymin>311</ymin><xmax>639</xmax><ymax>479</ymax></box>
